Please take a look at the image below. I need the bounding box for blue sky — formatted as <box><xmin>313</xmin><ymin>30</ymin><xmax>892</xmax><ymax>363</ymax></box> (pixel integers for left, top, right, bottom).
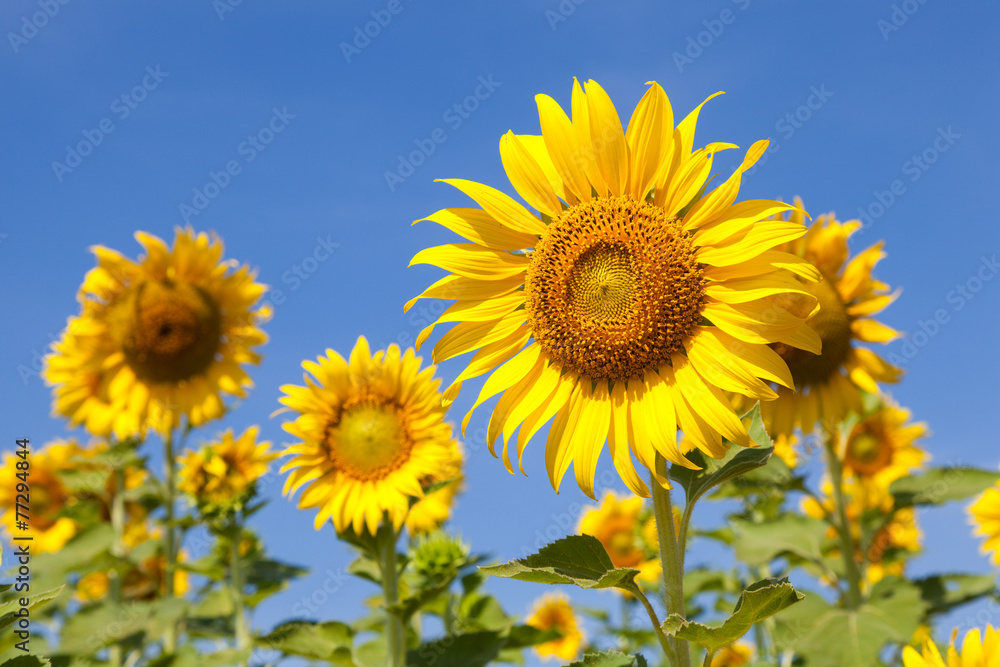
<box><xmin>2</xmin><ymin>0</ymin><xmax>998</xmax><ymax>663</ymax></box>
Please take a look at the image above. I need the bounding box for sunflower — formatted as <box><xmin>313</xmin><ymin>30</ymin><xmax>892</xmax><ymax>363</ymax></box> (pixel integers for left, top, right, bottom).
<box><xmin>578</xmin><ymin>492</ymin><xmax>660</xmax><ymax>583</ymax></box>
<box><xmin>408</xmin><ymin>79</ymin><xmax>822</xmax><ymax>497</ymax></box>
<box><xmin>279</xmin><ymin>337</ymin><xmax>461</xmax><ymax>536</ymax></box>
<box><xmin>178</xmin><ymin>426</ymin><xmax>275</xmax><ymax>512</ymax></box>
<box><xmin>77</xmin><ymin>523</ymin><xmax>190</xmax><ymax>601</ymax></box>
<box><xmin>842</xmin><ymin>399</ymin><xmax>927</xmax><ymax>491</ymax></box>
<box><xmin>734</xmin><ymin>202</ymin><xmax>901</xmax><ymax>464</ymax></box>
<box><xmin>711</xmin><ymin>642</ymin><xmax>754</xmax><ymax>667</ymax></box>
<box><xmin>0</xmin><ymin>441</ymin><xmax>82</xmax><ymax>553</ymax></box>
<box><xmin>526</xmin><ymin>593</ymin><xmax>584</xmax><ymax>661</ymax></box>
<box><xmin>902</xmin><ymin>626</ymin><xmax>1000</xmax><ymax>667</ymax></box>
<box><xmin>44</xmin><ymin>228</ymin><xmax>267</xmax><ymax>439</ymax></box>
<box><xmin>405</xmin><ymin>443</ymin><xmax>464</xmax><ymax>535</ymax></box>
<box><xmin>970</xmin><ymin>473</ymin><xmax>1000</xmax><ymax>565</ymax></box>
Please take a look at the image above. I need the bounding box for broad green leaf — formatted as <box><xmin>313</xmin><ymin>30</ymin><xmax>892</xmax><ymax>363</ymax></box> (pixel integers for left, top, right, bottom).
<box><xmin>662</xmin><ymin>578</ymin><xmax>803</xmax><ymax>652</ymax></box>
<box><xmin>0</xmin><ymin>587</ymin><xmax>64</xmax><ymax>632</ymax></box>
<box><xmin>256</xmin><ymin>620</ymin><xmax>354</xmax><ymax>663</ymax></box>
<box><xmin>669</xmin><ymin>405</ymin><xmax>775</xmax><ymax>505</ymax></box>
<box><xmin>730</xmin><ymin>514</ymin><xmax>830</xmax><ymax>567</ymax></box>
<box><xmin>58</xmin><ymin>601</ymin><xmax>149</xmax><ymax>653</ymax></box>
<box><xmin>353</xmin><ymin>636</ymin><xmax>387</xmax><ymax>667</ymax></box>
<box><xmin>891</xmin><ymin>467</ymin><xmax>1000</xmax><ymax>507</ymax></box>
<box><xmin>565</xmin><ymin>650</ymin><xmax>649</xmax><ymax>666</ymax></box>
<box><xmin>503</xmin><ymin>624</ymin><xmax>562</xmax><ymax>649</ymax></box>
<box><xmin>914</xmin><ymin>573</ymin><xmax>998</xmax><ymax>615</ymax></box>
<box><xmin>776</xmin><ymin>577</ymin><xmax>925</xmax><ymax>666</ymax></box>
<box><xmin>34</xmin><ymin>525</ymin><xmax>113</xmax><ymax>576</ymax></box>
<box><xmin>480</xmin><ymin>535</ymin><xmax>640</xmax><ymax>594</ymax></box>
<box><xmin>2</xmin><ymin>657</ymin><xmax>51</xmax><ymax>667</ymax></box>
<box><xmin>405</xmin><ymin>631</ymin><xmax>504</xmax><ymax>667</ymax></box>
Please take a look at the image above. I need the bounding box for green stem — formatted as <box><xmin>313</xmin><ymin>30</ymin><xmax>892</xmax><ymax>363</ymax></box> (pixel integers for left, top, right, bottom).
<box><xmin>378</xmin><ymin>523</ymin><xmax>405</xmax><ymax>667</ymax></box>
<box><xmin>231</xmin><ymin>519</ymin><xmax>249</xmax><ymax>666</ymax></box>
<box><xmin>163</xmin><ymin>428</ymin><xmax>178</xmax><ymax>653</ymax></box>
<box><xmin>109</xmin><ymin>467</ymin><xmax>126</xmax><ymax>667</ymax></box>
<box><xmin>651</xmin><ymin>455</ymin><xmax>690</xmax><ymax>667</ymax></box>
<box><xmin>824</xmin><ymin>429</ymin><xmax>863</xmax><ymax>609</ymax></box>
<box><xmin>633</xmin><ymin>587</ymin><xmax>677</xmax><ymax>665</ymax></box>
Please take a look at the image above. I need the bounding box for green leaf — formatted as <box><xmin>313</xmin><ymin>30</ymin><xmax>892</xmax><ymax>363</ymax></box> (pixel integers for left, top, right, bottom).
<box><xmin>891</xmin><ymin>467</ymin><xmax>1000</xmax><ymax>507</ymax></box>
<box><xmin>480</xmin><ymin>535</ymin><xmax>640</xmax><ymax>594</ymax></box>
<box><xmin>669</xmin><ymin>405</ymin><xmax>774</xmax><ymax>505</ymax></box>
<box><xmin>776</xmin><ymin>577</ymin><xmax>924</xmax><ymax>666</ymax></box>
<box><xmin>256</xmin><ymin>620</ymin><xmax>354</xmax><ymax>664</ymax></box>
<box><xmin>405</xmin><ymin>631</ymin><xmax>505</xmax><ymax>667</ymax></box>
<box><xmin>730</xmin><ymin>513</ymin><xmax>831</xmax><ymax>567</ymax></box>
<box><xmin>565</xmin><ymin>650</ymin><xmax>648</xmax><ymax>666</ymax></box>
<box><xmin>662</xmin><ymin>578</ymin><xmax>803</xmax><ymax>652</ymax></box>
<box><xmin>0</xmin><ymin>587</ymin><xmax>64</xmax><ymax>632</ymax></box>
<box><xmin>2</xmin><ymin>657</ymin><xmax>52</xmax><ymax>667</ymax></box>
<box><xmin>503</xmin><ymin>624</ymin><xmax>562</xmax><ymax>649</ymax></box>
<box><xmin>914</xmin><ymin>573</ymin><xmax>998</xmax><ymax>615</ymax></box>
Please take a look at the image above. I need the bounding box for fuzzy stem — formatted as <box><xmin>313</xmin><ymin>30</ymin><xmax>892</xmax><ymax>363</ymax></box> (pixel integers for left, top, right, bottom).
<box><xmin>109</xmin><ymin>467</ymin><xmax>126</xmax><ymax>667</ymax></box>
<box><xmin>824</xmin><ymin>429</ymin><xmax>863</xmax><ymax>609</ymax></box>
<box><xmin>163</xmin><ymin>428</ymin><xmax>178</xmax><ymax>653</ymax></box>
<box><xmin>231</xmin><ymin>519</ymin><xmax>249</xmax><ymax>666</ymax></box>
<box><xmin>378</xmin><ymin>524</ymin><xmax>405</xmax><ymax>667</ymax></box>
<box><xmin>651</xmin><ymin>455</ymin><xmax>690</xmax><ymax>667</ymax></box>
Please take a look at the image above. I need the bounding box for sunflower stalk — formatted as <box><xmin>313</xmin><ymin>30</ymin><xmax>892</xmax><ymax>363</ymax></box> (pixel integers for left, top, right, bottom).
<box><xmin>108</xmin><ymin>466</ymin><xmax>126</xmax><ymax>667</ymax></box>
<box><xmin>824</xmin><ymin>428</ymin><xmax>863</xmax><ymax>609</ymax></box>
<box><xmin>377</xmin><ymin>522</ymin><xmax>405</xmax><ymax>667</ymax></box>
<box><xmin>163</xmin><ymin>427</ymin><xmax>179</xmax><ymax>653</ymax></box>
<box><xmin>652</xmin><ymin>455</ymin><xmax>690</xmax><ymax>667</ymax></box>
<box><xmin>230</xmin><ymin>518</ymin><xmax>249</xmax><ymax>666</ymax></box>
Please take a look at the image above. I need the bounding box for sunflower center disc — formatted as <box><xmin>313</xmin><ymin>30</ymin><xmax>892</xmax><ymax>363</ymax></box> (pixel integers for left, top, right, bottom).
<box><xmin>525</xmin><ymin>195</ymin><xmax>706</xmax><ymax>380</ymax></box>
<box><xmin>845</xmin><ymin>430</ymin><xmax>892</xmax><ymax>475</ymax></box>
<box><xmin>772</xmin><ymin>274</ymin><xmax>852</xmax><ymax>387</ymax></box>
<box><xmin>113</xmin><ymin>280</ymin><xmax>223</xmax><ymax>384</ymax></box>
<box><xmin>332</xmin><ymin>403</ymin><xmax>411</xmax><ymax>480</ymax></box>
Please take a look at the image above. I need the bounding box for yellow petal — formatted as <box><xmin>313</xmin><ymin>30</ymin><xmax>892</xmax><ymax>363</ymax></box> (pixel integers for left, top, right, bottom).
<box><xmin>500</xmin><ymin>131</ymin><xmax>563</xmax><ymax>219</ymax></box>
<box><xmin>584</xmin><ymin>79</ymin><xmax>628</xmax><ymax>197</ymax></box>
<box><xmin>536</xmin><ymin>93</ymin><xmax>591</xmax><ymax>201</ymax></box>
<box><xmin>410</xmin><ymin>243</ymin><xmax>528</xmax><ymax>280</ymax></box>
<box><xmin>415</xmin><ymin>207</ymin><xmax>538</xmax><ymax>250</ymax></box>
<box><xmin>626</xmin><ymin>82</ymin><xmax>674</xmax><ymax>201</ymax></box>
<box><xmin>437</xmin><ymin>178</ymin><xmax>547</xmax><ymax>236</ymax></box>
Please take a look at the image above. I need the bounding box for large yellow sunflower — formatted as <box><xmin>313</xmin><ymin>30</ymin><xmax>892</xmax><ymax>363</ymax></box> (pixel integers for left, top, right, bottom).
<box><xmin>903</xmin><ymin>626</ymin><xmax>1000</xmax><ymax>667</ymax></box>
<box><xmin>841</xmin><ymin>399</ymin><xmax>927</xmax><ymax>492</ymax></box>
<box><xmin>44</xmin><ymin>228</ymin><xmax>267</xmax><ymax>438</ymax></box>
<box><xmin>408</xmin><ymin>79</ymin><xmax>822</xmax><ymax>497</ymax></box>
<box><xmin>178</xmin><ymin>426</ymin><xmax>275</xmax><ymax>511</ymax></box>
<box><xmin>278</xmin><ymin>337</ymin><xmax>461</xmax><ymax>536</ymax></box>
<box><xmin>737</xmin><ymin>202</ymin><xmax>901</xmax><ymax>464</ymax></box>
<box><xmin>526</xmin><ymin>593</ymin><xmax>584</xmax><ymax>661</ymax></box>
<box><xmin>578</xmin><ymin>492</ymin><xmax>660</xmax><ymax>584</ymax></box>
<box><xmin>970</xmin><ymin>473</ymin><xmax>1000</xmax><ymax>565</ymax></box>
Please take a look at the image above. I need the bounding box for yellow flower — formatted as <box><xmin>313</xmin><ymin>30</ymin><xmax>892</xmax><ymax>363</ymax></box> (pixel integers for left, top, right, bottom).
<box><xmin>712</xmin><ymin>642</ymin><xmax>754</xmax><ymax>666</ymax></box>
<box><xmin>279</xmin><ymin>337</ymin><xmax>461</xmax><ymax>536</ymax></box>
<box><xmin>738</xmin><ymin>203</ymin><xmax>901</xmax><ymax>464</ymax></box>
<box><xmin>44</xmin><ymin>228</ymin><xmax>267</xmax><ymax>438</ymax></box>
<box><xmin>970</xmin><ymin>473</ymin><xmax>1000</xmax><ymax>565</ymax></box>
<box><xmin>579</xmin><ymin>492</ymin><xmax>660</xmax><ymax>583</ymax></box>
<box><xmin>405</xmin><ymin>443</ymin><xmax>464</xmax><ymax>535</ymax></box>
<box><xmin>409</xmin><ymin>79</ymin><xmax>822</xmax><ymax>497</ymax></box>
<box><xmin>902</xmin><ymin>626</ymin><xmax>1000</xmax><ymax>666</ymax></box>
<box><xmin>526</xmin><ymin>593</ymin><xmax>584</xmax><ymax>661</ymax></box>
<box><xmin>178</xmin><ymin>426</ymin><xmax>275</xmax><ymax>510</ymax></box>
<box><xmin>77</xmin><ymin>524</ymin><xmax>189</xmax><ymax>602</ymax></box>
<box><xmin>843</xmin><ymin>400</ymin><xmax>928</xmax><ymax>489</ymax></box>
<box><xmin>0</xmin><ymin>441</ymin><xmax>81</xmax><ymax>553</ymax></box>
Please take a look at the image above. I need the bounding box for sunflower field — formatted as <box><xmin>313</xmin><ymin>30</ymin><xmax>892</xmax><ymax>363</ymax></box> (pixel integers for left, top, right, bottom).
<box><xmin>2</xmin><ymin>4</ymin><xmax>997</xmax><ymax>667</ymax></box>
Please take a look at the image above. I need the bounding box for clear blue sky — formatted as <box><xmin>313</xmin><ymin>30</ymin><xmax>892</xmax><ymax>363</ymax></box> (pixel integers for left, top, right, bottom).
<box><xmin>2</xmin><ymin>1</ymin><xmax>998</xmax><ymax>663</ymax></box>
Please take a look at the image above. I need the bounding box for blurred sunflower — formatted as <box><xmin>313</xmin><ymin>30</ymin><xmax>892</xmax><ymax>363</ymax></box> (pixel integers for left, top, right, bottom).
<box><xmin>0</xmin><ymin>441</ymin><xmax>81</xmax><ymax>553</ymax></box>
<box><xmin>278</xmin><ymin>337</ymin><xmax>460</xmax><ymax>536</ymax></box>
<box><xmin>409</xmin><ymin>79</ymin><xmax>822</xmax><ymax>497</ymax></box>
<box><xmin>902</xmin><ymin>626</ymin><xmax>1000</xmax><ymax>667</ymax></box>
<box><xmin>711</xmin><ymin>642</ymin><xmax>754</xmax><ymax>666</ymax></box>
<box><xmin>578</xmin><ymin>492</ymin><xmax>660</xmax><ymax>583</ymax></box>
<box><xmin>44</xmin><ymin>228</ymin><xmax>268</xmax><ymax>438</ymax></box>
<box><xmin>970</xmin><ymin>474</ymin><xmax>1000</xmax><ymax>565</ymax></box>
<box><xmin>77</xmin><ymin>523</ymin><xmax>189</xmax><ymax>601</ymax></box>
<box><xmin>405</xmin><ymin>443</ymin><xmax>464</xmax><ymax>535</ymax></box>
<box><xmin>842</xmin><ymin>400</ymin><xmax>927</xmax><ymax>491</ymax></box>
<box><xmin>178</xmin><ymin>426</ymin><xmax>275</xmax><ymax>512</ymax></box>
<box><xmin>735</xmin><ymin>203</ymin><xmax>901</xmax><ymax>464</ymax></box>
<box><xmin>526</xmin><ymin>593</ymin><xmax>584</xmax><ymax>661</ymax></box>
